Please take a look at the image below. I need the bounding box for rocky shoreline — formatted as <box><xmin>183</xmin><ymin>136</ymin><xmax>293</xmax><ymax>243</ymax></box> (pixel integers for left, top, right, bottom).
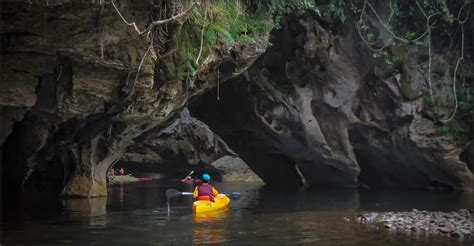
<box><xmin>107</xmin><ymin>174</ymin><xmax>140</xmax><ymax>184</ymax></box>
<box><xmin>357</xmin><ymin>209</ymin><xmax>473</xmax><ymax>239</ymax></box>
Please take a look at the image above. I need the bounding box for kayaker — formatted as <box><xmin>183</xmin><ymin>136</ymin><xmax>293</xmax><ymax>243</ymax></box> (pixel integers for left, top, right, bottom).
<box><xmin>193</xmin><ymin>173</ymin><xmax>218</xmax><ymax>202</ymax></box>
<box><xmin>113</xmin><ymin>167</ymin><xmax>125</xmax><ymax>176</ymax></box>
<box><xmin>182</xmin><ymin>171</ymin><xmax>203</xmax><ymax>185</ymax></box>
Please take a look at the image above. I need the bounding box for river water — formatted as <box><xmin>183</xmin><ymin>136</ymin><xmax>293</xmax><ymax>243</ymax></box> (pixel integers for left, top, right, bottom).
<box><xmin>2</xmin><ymin>180</ymin><xmax>473</xmax><ymax>245</ymax></box>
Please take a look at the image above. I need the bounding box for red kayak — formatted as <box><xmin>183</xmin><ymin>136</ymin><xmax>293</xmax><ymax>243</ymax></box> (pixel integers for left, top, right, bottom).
<box><xmin>137</xmin><ymin>178</ymin><xmax>153</xmax><ymax>181</ymax></box>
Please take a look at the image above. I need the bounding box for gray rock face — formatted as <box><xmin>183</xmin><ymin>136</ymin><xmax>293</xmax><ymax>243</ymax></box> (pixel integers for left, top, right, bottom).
<box><xmin>1</xmin><ymin>0</ymin><xmax>473</xmax><ymax>203</ymax></box>
<box><xmin>210</xmin><ymin>156</ymin><xmax>262</xmax><ymax>182</ymax></box>
<box><xmin>191</xmin><ymin>13</ymin><xmax>473</xmax><ymax>190</ymax></box>
<box><xmin>1</xmin><ymin>1</ymin><xmax>266</xmax><ymax>200</ymax></box>
<box><xmin>122</xmin><ymin>108</ymin><xmax>260</xmax><ymax>181</ymax></box>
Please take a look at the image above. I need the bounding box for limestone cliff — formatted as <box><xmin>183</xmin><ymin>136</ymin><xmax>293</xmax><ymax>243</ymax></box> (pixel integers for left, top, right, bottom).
<box><xmin>1</xmin><ymin>0</ymin><xmax>473</xmax><ymax>205</ymax></box>
<box><xmin>121</xmin><ymin>107</ymin><xmax>260</xmax><ymax>181</ymax></box>
<box><xmin>1</xmin><ymin>0</ymin><xmax>267</xmax><ymax>200</ymax></box>
<box><xmin>191</xmin><ymin>10</ymin><xmax>474</xmax><ymax>190</ymax></box>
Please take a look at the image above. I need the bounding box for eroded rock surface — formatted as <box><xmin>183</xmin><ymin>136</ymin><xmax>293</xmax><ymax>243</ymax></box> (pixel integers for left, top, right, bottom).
<box><xmin>123</xmin><ymin>108</ymin><xmax>236</xmax><ymax>165</ymax></box>
<box><xmin>1</xmin><ymin>1</ymin><xmax>267</xmax><ymax>199</ymax></box>
<box><xmin>2</xmin><ymin>1</ymin><xmax>473</xmax><ymax>203</ymax></box>
<box><xmin>122</xmin><ymin>108</ymin><xmax>260</xmax><ymax>180</ymax></box>
<box><xmin>191</xmin><ymin>13</ymin><xmax>473</xmax><ymax>190</ymax></box>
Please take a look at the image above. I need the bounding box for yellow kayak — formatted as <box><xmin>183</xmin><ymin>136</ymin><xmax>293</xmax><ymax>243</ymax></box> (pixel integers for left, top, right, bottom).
<box><xmin>192</xmin><ymin>194</ymin><xmax>230</xmax><ymax>214</ymax></box>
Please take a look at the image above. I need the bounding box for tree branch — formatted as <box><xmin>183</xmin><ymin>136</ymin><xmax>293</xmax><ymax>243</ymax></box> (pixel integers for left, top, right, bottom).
<box><xmin>111</xmin><ymin>0</ymin><xmax>194</xmax><ymax>36</ymax></box>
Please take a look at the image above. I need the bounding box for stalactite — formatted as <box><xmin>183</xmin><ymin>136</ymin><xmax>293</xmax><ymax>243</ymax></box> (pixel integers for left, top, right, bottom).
<box><xmin>217</xmin><ymin>69</ymin><xmax>220</xmax><ymax>101</ymax></box>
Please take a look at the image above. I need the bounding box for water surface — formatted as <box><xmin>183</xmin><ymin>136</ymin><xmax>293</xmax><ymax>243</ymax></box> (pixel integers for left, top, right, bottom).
<box><xmin>3</xmin><ymin>180</ymin><xmax>473</xmax><ymax>245</ymax></box>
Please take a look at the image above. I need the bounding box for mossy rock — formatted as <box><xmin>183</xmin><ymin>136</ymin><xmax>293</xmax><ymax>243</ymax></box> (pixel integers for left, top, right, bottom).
<box><xmin>163</xmin><ymin>138</ymin><xmax>194</xmax><ymax>155</ymax></box>
<box><xmin>193</xmin><ymin>127</ymin><xmax>208</xmax><ymax>142</ymax></box>
<box><xmin>373</xmin><ymin>64</ymin><xmax>395</xmax><ymax>81</ymax></box>
<box><xmin>400</xmin><ymin>63</ymin><xmax>423</xmax><ymax>100</ymax></box>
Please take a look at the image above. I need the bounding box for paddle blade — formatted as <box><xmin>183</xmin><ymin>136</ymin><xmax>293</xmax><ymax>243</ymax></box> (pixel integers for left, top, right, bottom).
<box><xmin>165</xmin><ymin>189</ymin><xmax>182</xmax><ymax>199</ymax></box>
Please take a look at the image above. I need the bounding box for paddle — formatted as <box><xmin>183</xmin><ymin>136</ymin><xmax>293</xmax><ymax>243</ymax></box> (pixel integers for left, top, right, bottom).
<box><xmin>181</xmin><ymin>171</ymin><xmax>195</xmax><ymax>183</ymax></box>
<box><xmin>186</xmin><ymin>170</ymin><xmax>194</xmax><ymax>177</ymax></box>
<box><xmin>165</xmin><ymin>189</ymin><xmax>241</xmax><ymax>200</ymax></box>
<box><xmin>165</xmin><ymin>189</ymin><xmax>183</xmax><ymax>199</ymax></box>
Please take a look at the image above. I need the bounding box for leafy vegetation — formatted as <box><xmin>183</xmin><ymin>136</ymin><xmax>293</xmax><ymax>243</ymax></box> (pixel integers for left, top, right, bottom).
<box><xmin>171</xmin><ymin>0</ymin><xmax>322</xmax><ymax>88</ymax></box>
<box><xmin>267</xmin><ymin>0</ymin><xmax>321</xmax><ymax>28</ymax></box>
<box><xmin>423</xmin><ymin>86</ymin><xmax>473</xmax><ymax>144</ymax></box>
<box><xmin>172</xmin><ymin>1</ymin><xmax>270</xmax><ymax>88</ymax></box>
<box><xmin>166</xmin><ymin>0</ymin><xmax>473</xmax><ymax>144</ymax></box>
<box><xmin>352</xmin><ymin>0</ymin><xmax>473</xmax><ymax>144</ymax></box>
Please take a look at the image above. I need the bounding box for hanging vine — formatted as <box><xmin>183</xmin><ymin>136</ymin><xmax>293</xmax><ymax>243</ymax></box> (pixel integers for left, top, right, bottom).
<box><xmin>354</xmin><ymin>0</ymin><xmax>473</xmax><ymax>143</ymax></box>
<box><xmin>440</xmin><ymin>2</ymin><xmax>470</xmax><ymax>123</ymax></box>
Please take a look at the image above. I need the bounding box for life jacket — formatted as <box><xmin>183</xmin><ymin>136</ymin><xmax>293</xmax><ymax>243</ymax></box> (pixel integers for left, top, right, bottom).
<box><xmin>197</xmin><ymin>184</ymin><xmax>215</xmax><ymax>202</ymax></box>
<box><xmin>197</xmin><ymin>196</ymin><xmax>210</xmax><ymax>201</ymax></box>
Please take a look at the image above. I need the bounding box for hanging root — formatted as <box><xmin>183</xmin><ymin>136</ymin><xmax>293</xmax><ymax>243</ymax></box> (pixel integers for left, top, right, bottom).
<box><xmin>111</xmin><ymin>0</ymin><xmax>194</xmax><ymax>36</ymax></box>
<box><xmin>217</xmin><ymin>69</ymin><xmax>220</xmax><ymax>101</ymax></box>
<box><xmin>195</xmin><ymin>9</ymin><xmax>207</xmax><ymax>66</ymax></box>
<box><xmin>134</xmin><ymin>34</ymin><xmax>154</xmax><ymax>87</ymax></box>
<box><xmin>439</xmin><ymin>3</ymin><xmax>470</xmax><ymax>123</ymax></box>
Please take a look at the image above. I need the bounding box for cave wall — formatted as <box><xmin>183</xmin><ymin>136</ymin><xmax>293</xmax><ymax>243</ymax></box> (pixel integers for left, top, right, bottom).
<box><xmin>1</xmin><ymin>0</ymin><xmax>267</xmax><ymax>202</ymax></box>
<box><xmin>121</xmin><ymin>107</ymin><xmax>260</xmax><ymax>181</ymax></box>
<box><xmin>1</xmin><ymin>0</ymin><xmax>473</xmax><ymax>206</ymax></box>
<box><xmin>191</xmin><ymin>12</ymin><xmax>473</xmax><ymax>190</ymax></box>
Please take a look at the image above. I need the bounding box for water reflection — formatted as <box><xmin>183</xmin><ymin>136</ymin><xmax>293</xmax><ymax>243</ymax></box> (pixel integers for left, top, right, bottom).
<box><xmin>248</xmin><ymin>189</ymin><xmax>360</xmax><ymax>213</ymax></box>
<box><xmin>119</xmin><ymin>182</ymin><xmax>124</xmax><ymax>206</ymax></box>
<box><xmin>193</xmin><ymin>210</ymin><xmax>229</xmax><ymax>223</ymax></box>
<box><xmin>62</xmin><ymin>197</ymin><xmax>107</xmax><ymax>228</ymax></box>
<box><xmin>3</xmin><ymin>180</ymin><xmax>473</xmax><ymax>245</ymax></box>
<box><xmin>192</xmin><ymin>210</ymin><xmax>228</xmax><ymax>244</ymax></box>
<box><xmin>62</xmin><ymin>197</ymin><xmax>107</xmax><ymax>215</ymax></box>
<box><xmin>358</xmin><ymin>190</ymin><xmax>474</xmax><ymax>211</ymax></box>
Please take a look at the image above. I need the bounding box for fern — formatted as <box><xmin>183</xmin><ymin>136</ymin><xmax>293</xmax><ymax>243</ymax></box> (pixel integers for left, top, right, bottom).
<box><xmin>170</xmin><ymin>0</ymin><xmax>320</xmax><ymax>90</ymax></box>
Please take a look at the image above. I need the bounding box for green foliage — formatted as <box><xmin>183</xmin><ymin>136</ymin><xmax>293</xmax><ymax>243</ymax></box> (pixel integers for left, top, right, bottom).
<box><xmin>172</xmin><ymin>1</ymin><xmax>273</xmax><ymax>86</ymax></box>
<box><xmin>403</xmin><ymin>31</ymin><xmax>416</xmax><ymax>40</ymax></box>
<box><xmin>268</xmin><ymin>0</ymin><xmax>321</xmax><ymax>28</ymax></box>
<box><xmin>326</xmin><ymin>0</ymin><xmax>349</xmax><ymax>22</ymax></box>
<box><xmin>439</xmin><ymin>0</ymin><xmax>454</xmax><ymax>24</ymax></box>
<box><xmin>172</xmin><ymin>0</ymin><xmax>322</xmax><ymax>85</ymax></box>
<box><xmin>366</xmin><ymin>32</ymin><xmax>375</xmax><ymax>41</ymax></box>
<box><xmin>424</xmin><ymin>87</ymin><xmax>473</xmax><ymax>144</ymax></box>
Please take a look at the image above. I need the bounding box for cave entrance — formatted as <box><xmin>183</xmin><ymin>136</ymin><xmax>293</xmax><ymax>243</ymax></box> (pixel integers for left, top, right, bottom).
<box><xmin>108</xmin><ymin>159</ymin><xmax>225</xmax><ymax>183</ymax></box>
<box><xmin>187</xmin><ymin>77</ymin><xmax>304</xmax><ymax>189</ymax></box>
<box><xmin>116</xmin><ymin>106</ymin><xmax>263</xmax><ymax>184</ymax></box>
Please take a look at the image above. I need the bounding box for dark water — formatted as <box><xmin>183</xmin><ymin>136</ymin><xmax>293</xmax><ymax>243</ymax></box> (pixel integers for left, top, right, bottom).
<box><xmin>2</xmin><ymin>180</ymin><xmax>473</xmax><ymax>245</ymax></box>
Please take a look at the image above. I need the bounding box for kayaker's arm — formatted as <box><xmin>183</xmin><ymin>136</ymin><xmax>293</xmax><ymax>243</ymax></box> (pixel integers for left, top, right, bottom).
<box><xmin>211</xmin><ymin>187</ymin><xmax>218</xmax><ymax>197</ymax></box>
<box><xmin>193</xmin><ymin>187</ymin><xmax>199</xmax><ymax>198</ymax></box>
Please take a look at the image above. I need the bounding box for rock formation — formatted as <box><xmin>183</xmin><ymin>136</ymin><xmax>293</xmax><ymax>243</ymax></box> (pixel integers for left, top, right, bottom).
<box><xmin>1</xmin><ymin>1</ymin><xmax>267</xmax><ymax>201</ymax></box>
<box><xmin>191</xmin><ymin>12</ymin><xmax>473</xmax><ymax>190</ymax></box>
<box><xmin>122</xmin><ymin>108</ymin><xmax>260</xmax><ymax>181</ymax></box>
<box><xmin>1</xmin><ymin>0</ymin><xmax>473</xmax><ymax>205</ymax></box>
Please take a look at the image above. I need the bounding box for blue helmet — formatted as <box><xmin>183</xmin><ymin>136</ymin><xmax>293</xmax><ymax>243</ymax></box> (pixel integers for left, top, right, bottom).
<box><xmin>202</xmin><ymin>173</ymin><xmax>210</xmax><ymax>181</ymax></box>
